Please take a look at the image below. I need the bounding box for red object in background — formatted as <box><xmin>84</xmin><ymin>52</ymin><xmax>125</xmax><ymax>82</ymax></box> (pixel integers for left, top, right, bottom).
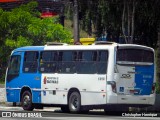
<box><xmin>41</xmin><ymin>11</ymin><xmax>58</xmax><ymax>18</ymax></box>
<box><xmin>0</xmin><ymin>0</ymin><xmax>20</xmax><ymax>2</ymax></box>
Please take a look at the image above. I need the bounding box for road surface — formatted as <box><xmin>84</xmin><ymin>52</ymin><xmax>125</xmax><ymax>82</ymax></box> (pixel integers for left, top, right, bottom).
<box><xmin>0</xmin><ymin>106</ymin><xmax>159</xmax><ymax>120</ymax></box>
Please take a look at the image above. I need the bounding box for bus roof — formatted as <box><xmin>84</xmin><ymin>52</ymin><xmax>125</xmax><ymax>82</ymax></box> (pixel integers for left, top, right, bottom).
<box><xmin>13</xmin><ymin>43</ymin><xmax>154</xmax><ymax>52</ymax></box>
<box><xmin>13</xmin><ymin>46</ymin><xmax>44</xmax><ymax>52</ymax></box>
<box><xmin>117</xmin><ymin>44</ymin><xmax>154</xmax><ymax>51</ymax></box>
<box><xmin>13</xmin><ymin>44</ymin><xmax>115</xmax><ymax>52</ymax></box>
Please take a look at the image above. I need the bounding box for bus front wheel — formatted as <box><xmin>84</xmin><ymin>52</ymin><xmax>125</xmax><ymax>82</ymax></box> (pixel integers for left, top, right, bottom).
<box><xmin>21</xmin><ymin>91</ymin><xmax>34</xmax><ymax>111</ymax></box>
<box><xmin>69</xmin><ymin>92</ymin><xmax>81</xmax><ymax>113</ymax></box>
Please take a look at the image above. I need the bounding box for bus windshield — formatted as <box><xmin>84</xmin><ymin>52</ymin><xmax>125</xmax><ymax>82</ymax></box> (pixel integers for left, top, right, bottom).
<box><xmin>116</xmin><ymin>48</ymin><xmax>154</xmax><ymax>65</ymax></box>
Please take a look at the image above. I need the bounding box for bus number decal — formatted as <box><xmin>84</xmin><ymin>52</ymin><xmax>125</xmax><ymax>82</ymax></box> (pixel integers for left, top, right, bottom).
<box><xmin>43</xmin><ymin>76</ymin><xmax>59</xmax><ymax>84</ymax></box>
<box><xmin>98</xmin><ymin>77</ymin><xmax>105</xmax><ymax>81</ymax></box>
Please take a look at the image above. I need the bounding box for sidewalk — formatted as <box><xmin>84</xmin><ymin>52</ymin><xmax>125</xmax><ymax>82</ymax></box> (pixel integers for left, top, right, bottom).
<box><xmin>0</xmin><ymin>84</ymin><xmax>4</xmax><ymax>88</ymax></box>
<box><xmin>0</xmin><ymin>84</ymin><xmax>5</xmax><ymax>103</ymax></box>
<box><xmin>0</xmin><ymin>102</ymin><xmax>60</xmax><ymax>112</ymax></box>
<box><xmin>0</xmin><ymin>104</ymin><xmax>23</xmax><ymax>111</ymax></box>
<box><xmin>0</xmin><ymin>105</ymin><xmax>59</xmax><ymax>111</ymax></box>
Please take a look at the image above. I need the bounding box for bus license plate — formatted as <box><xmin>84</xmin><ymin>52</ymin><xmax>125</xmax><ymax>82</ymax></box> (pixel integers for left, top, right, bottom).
<box><xmin>130</xmin><ymin>90</ymin><xmax>139</xmax><ymax>94</ymax></box>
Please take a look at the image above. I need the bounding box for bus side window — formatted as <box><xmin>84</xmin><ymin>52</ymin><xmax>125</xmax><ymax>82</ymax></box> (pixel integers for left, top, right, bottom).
<box><xmin>73</xmin><ymin>51</ymin><xmax>78</xmax><ymax>61</ymax></box>
<box><xmin>93</xmin><ymin>51</ymin><xmax>97</xmax><ymax>61</ymax></box>
<box><xmin>7</xmin><ymin>55</ymin><xmax>21</xmax><ymax>81</ymax></box>
<box><xmin>23</xmin><ymin>51</ymin><xmax>38</xmax><ymax>73</ymax></box>
<box><xmin>58</xmin><ymin>51</ymin><xmax>63</xmax><ymax>61</ymax></box>
<box><xmin>78</xmin><ymin>51</ymin><xmax>83</xmax><ymax>61</ymax></box>
<box><xmin>73</xmin><ymin>51</ymin><xmax>82</xmax><ymax>61</ymax></box>
<box><xmin>59</xmin><ymin>51</ymin><xmax>76</xmax><ymax>73</ymax></box>
<box><xmin>77</xmin><ymin>51</ymin><xmax>97</xmax><ymax>74</ymax></box>
<box><xmin>97</xmin><ymin>51</ymin><xmax>108</xmax><ymax>74</ymax></box>
<box><xmin>39</xmin><ymin>51</ymin><xmax>57</xmax><ymax>73</ymax></box>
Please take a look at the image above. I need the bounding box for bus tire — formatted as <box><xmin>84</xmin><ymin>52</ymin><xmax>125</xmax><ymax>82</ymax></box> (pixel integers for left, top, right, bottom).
<box><xmin>21</xmin><ymin>91</ymin><xmax>34</xmax><ymax>111</ymax></box>
<box><xmin>69</xmin><ymin>92</ymin><xmax>81</xmax><ymax>113</ymax></box>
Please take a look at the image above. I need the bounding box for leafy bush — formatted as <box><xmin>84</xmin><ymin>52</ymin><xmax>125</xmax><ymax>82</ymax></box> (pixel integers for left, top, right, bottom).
<box><xmin>0</xmin><ymin>2</ymin><xmax>72</xmax><ymax>83</ymax></box>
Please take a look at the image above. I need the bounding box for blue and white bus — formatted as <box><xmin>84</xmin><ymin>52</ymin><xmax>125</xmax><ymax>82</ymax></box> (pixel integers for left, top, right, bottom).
<box><xmin>5</xmin><ymin>42</ymin><xmax>156</xmax><ymax>113</ymax></box>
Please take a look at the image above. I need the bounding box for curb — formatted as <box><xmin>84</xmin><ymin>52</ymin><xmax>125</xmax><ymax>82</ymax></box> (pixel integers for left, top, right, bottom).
<box><xmin>0</xmin><ymin>88</ymin><xmax>5</xmax><ymax>103</ymax></box>
<box><xmin>0</xmin><ymin>84</ymin><xmax>4</xmax><ymax>88</ymax></box>
<box><xmin>0</xmin><ymin>104</ymin><xmax>60</xmax><ymax>112</ymax></box>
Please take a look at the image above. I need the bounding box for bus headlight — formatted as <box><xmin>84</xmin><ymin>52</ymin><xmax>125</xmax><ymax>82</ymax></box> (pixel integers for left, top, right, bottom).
<box><xmin>107</xmin><ymin>81</ymin><xmax>117</xmax><ymax>93</ymax></box>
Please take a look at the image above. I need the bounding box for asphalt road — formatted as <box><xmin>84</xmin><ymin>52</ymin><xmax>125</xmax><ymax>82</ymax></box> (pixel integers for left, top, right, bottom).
<box><xmin>0</xmin><ymin>107</ymin><xmax>160</xmax><ymax>120</ymax></box>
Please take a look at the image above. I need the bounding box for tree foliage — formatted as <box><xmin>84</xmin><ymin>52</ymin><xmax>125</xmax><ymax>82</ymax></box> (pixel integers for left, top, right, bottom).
<box><xmin>66</xmin><ymin>0</ymin><xmax>160</xmax><ymax>46</ymax></box>
<box><xmin>0</xmin><ymin>2</ymin><xmax>72</xmax><ymax>48</ymax></box>
<box><xmin>0</xmin><ymin>1</ymin><xmax>72</xmax><ymax>82</ymax></box>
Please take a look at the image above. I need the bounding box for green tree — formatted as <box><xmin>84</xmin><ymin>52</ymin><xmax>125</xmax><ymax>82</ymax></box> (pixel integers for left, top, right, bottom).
<box><xmin>0</xmin><ymin>1</ymin><xmax>72</xmax><ymax>82</ymax></box>
<box><xmin>66</xmin><ymin>0</ymin><xmax>160</xmax><ymax>46</ymax></box>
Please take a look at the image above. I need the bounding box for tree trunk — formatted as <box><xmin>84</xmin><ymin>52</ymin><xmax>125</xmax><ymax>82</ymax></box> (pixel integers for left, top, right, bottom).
<box><xmin>131</xmin><ymin>0</ymin><xmax>136</xmax><ymax>44</ymax></box>
<box><xmin>122</xmin><ymin>0</ymin><xmax>127</xmax><ymax>43</ymax></box>
<box><xmin>122</xmin><ymin>0</ymin><xmax>136</xmax><ymax>44</ymax></box>
<box><xmin>87</xmin><ymin>1</ymin><xmax>92</xmax><ymax>37</ymax></box>
<box><xmin>73</xmin><ymin>0</ymin><xmax>79</xmax><ymax>43</ymax></box>
<box><xmin>127</xmin><ymin>1</ymin><xmax>131</xmax><ymax>43</ymax></box>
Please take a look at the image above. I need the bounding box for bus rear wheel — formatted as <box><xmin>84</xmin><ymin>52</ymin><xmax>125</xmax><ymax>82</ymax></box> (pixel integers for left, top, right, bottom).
<box><xmin>21</xmin><ymin>91</ymin><xmax>34</xmax><ymax>111</ymax></box>
<box><xmin>69</xmin><ymin>92</ymin><xmax>81</xmax><ymax>113</ymax></box>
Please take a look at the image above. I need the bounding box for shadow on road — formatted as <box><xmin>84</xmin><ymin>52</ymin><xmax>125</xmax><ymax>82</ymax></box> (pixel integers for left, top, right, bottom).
<box><xmin>52</xmin><ymin>109</ymin><xmax>123</xmax><ymax>117</ymax></box>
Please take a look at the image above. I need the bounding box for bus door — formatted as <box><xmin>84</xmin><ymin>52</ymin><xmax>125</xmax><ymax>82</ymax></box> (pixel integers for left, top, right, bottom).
<box><xmin>22</xmin><ymin>51</ymin><xmax>41</xmax><ymax>87</ymax></box>
<box><xmin>6</xmin><ymin>51</ymin><xmax>22</xmax><ymax>102</ymax></box>
<box><xmin>115</xmin><ymin>48</ymin><xmax>154</xmax><ymax>96</ymax></box>
<box><xmin>6</xmin><ymin>51</ymin><xmax>22</xmax><ymax>84</ymax></box>
<box><xmin>22</xmin><ymin>51</ymin><xmax>41</xmax><ymax>103</ymax></box>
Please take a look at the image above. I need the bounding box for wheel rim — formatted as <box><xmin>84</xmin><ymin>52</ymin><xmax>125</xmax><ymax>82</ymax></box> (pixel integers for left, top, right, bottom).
<box><xmin>70</xmin><ymin>95</ymin><xmax>79</xmax><ymax>110</ymax></box>
<box><xmin>23</xmin><ymin>95</ymin><xmax>31</xmax><ymax>107</ymax></box>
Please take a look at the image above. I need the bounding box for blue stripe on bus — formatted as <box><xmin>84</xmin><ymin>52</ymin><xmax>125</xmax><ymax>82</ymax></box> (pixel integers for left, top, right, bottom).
<box><xmin>7</xmin><ymin>71</ymin><xmax>42</xmax><ymax>103</ymax></box>
<box><xmin>14</xmin><ymin>46</ymin><xmax>44</xmax><ymax>52</ymax></box>
<box><xmin>134</xmin><ymin>65</ymin><xmax>154</xmax><ymax>95</ymax></box>
<box><xmin>6</xmin><ymin>46</ymin><xmax>45</xmax><ymax>103</ymax></box>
